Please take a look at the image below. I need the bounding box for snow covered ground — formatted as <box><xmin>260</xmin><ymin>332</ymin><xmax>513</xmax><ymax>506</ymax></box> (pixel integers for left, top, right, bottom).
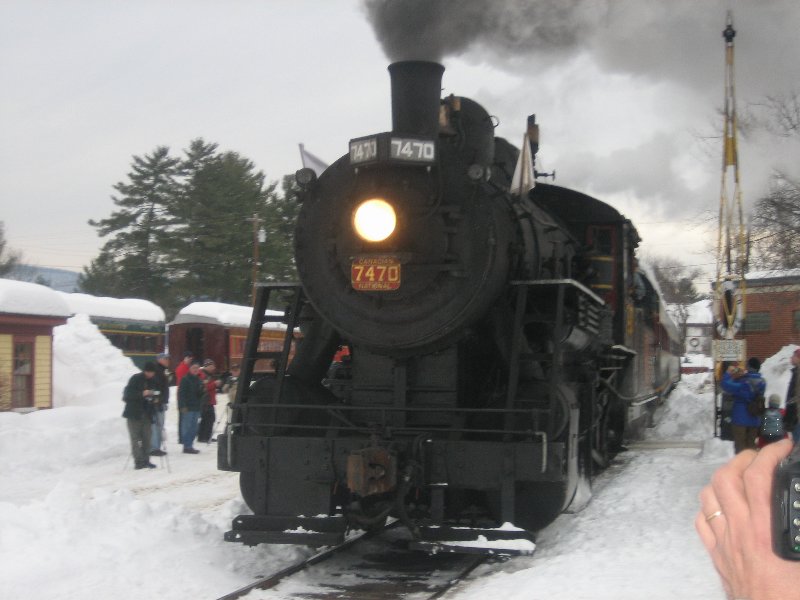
<box><xmin>2</xmin><ymin>316</ymin><xmax>791</xmax><ymax>599</ymax></box>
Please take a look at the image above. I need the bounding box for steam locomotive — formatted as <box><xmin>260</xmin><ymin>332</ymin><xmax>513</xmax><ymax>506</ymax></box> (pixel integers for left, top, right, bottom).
<box><xmin>218</xmin><ymin>61</ymin><xmax>681</xmax><ymax>551</ymax></box>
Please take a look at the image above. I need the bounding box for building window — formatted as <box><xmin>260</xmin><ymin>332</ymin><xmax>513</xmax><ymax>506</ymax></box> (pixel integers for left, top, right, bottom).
<box><xmin>794</xmin><ymin>310</ymin><xmax>800</xmax><ymax>331</ymax></box>
<box><xmin>12</xmin><ymin>339</ymin><xmax>34</xmax><ymax>409</ymax></box>
<box><xmin>743</xmin><ymin>312</ymin><xmax>771</xmax><ymax>333</ymax></box>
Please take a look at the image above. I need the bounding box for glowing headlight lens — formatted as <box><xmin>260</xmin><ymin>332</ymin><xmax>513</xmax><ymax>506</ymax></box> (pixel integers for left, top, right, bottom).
<box><xmin>353</xmin><ymin>198</ymin><xmax>396</xmax><ymax>242</ymax></box>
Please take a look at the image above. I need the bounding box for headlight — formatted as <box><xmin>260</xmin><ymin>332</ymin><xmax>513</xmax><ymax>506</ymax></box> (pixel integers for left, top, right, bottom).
<box><xmin>353</xmin><ymin>198</ymin><xmax>396</xmax><ymax>242</ymax></box>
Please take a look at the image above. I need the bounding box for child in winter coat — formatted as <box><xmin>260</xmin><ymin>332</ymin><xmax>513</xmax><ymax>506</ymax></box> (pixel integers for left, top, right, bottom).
<box><xmin>757</xmin><ymin>394</ymin><xmax>787</xmax><ymax>448</ymax></box>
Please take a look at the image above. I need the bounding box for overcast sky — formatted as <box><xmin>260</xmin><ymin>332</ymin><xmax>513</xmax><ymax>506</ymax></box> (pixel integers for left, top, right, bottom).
<box><xmin>2</xmin><ymin>0</ymin><xmax>799</xmax><ymax>288</ymax></box>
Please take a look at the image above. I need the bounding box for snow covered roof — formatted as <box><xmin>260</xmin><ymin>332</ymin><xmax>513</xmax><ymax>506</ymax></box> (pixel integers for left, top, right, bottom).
<box><xmin>746</xmin><ymin>268</ymin><xmax>800</xmax><ymax>282</ymax></box>
<box><xmin>56</xmin><ymin>292</ymin><xmax>165</xmax><ymax>324</ymax></box>
<box><xmin>667</xmin><ymin>299</ymin><xmax>713</xmax><ymax>324</ymax></box>
<box><xmin>0</xmin><ymin>278</ymin><xmax>71</xmax><ymax>318</ymax></box>
<box><xmin>170</xmin><ymin>301</ymin><xmax>285</xmax><ymax>330</ymax></box>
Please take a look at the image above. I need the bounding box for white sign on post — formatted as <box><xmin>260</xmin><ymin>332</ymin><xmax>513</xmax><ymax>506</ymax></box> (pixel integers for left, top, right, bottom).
<box><xmin>713</xmin><ymin>339</ymin><xmax>746</xmax><ymax>362</ymax></box>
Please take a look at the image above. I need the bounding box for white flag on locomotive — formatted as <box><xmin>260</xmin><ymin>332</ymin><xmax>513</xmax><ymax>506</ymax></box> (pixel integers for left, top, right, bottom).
<box><xmin>510</xmin><ymin>133</ymin><xmax>536</xmax><ymax>196</ymax></box>
<box><xmin>298</xmin><ymin>144</ymin><xmax>329</xmax><ymax>177</ymax></box>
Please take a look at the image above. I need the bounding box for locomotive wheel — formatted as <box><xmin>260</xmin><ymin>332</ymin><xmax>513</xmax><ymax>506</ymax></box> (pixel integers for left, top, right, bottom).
<box><xmin>239</xmin><ymin>471</ymin><xmax>260</xmax><ymax>513</ymax></box>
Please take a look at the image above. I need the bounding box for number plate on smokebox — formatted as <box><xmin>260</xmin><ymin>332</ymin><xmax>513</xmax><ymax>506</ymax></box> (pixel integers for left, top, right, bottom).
<box><xmin>351</xmin><ymin>256</ymin><xmax>401</xmax><ymax>291</ymax></box>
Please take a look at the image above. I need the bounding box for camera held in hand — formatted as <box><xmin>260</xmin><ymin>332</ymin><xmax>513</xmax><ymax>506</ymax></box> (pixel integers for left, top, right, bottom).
<box><xmin>772</xmin><ymin>442</ymin><xmax>800</xmax><ymax>560</ymax></box>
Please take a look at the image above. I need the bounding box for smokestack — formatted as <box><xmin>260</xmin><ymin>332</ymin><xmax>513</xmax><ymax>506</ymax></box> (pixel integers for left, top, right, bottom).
<box><xmin>388</xmin><ymin>61</ymin><xmax>444</xmax><ymax>137</ymax></box>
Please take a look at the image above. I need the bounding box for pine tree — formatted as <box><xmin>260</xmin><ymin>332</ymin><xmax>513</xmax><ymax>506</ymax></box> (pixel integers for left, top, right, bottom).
<box><xmin>262</xmin><ymin>175</ymin><xmax>302</xmax><ymax>283</ymax></box>
<box><xmin>84</xmin><ymin>139</ymin><xmax>304</xmax><ymax>316</ymax></box>
<box><xmin>86</xmin><ymin>146</ymin><xmax>181</xmax><ymax>304</ymax></box>
<box><xmin>170</xmin><ymin>146</ymin><xmax>273</xmax><ymax>307</ymax></box>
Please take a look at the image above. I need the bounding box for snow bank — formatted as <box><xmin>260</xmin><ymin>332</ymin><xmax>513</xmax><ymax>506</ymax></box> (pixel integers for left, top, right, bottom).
<box><xmin>52</xmin><ymin>313</ymin><xmax>138</xmax><ymax>408</ymax></box>
<box><xmin>646</xmin><ymin>372</ymin><xmax>716</xmax><ymax>442</ymax></box>
<box><xmin>760</xmin><ymin>344</ymin><xmax>798</xmax><ymax>404</ymax></box>
<box><xmin>0</xmin><ymin>482</ymin><xmax>306</xmax><ymax>600</ymax></box>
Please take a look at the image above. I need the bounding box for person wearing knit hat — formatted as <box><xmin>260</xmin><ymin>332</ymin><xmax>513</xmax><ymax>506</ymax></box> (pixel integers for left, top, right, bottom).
<box><xmin>784</xmin><ymin>348</ymin><xmax>800</xmax><ymax>442</ymax></box>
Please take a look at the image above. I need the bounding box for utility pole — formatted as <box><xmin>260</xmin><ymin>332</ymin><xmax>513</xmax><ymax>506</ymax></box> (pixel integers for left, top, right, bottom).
<box><xmin>246</xmin><ymin>213</ymin><xmax>266</xmax><ymax>305</ymax></box>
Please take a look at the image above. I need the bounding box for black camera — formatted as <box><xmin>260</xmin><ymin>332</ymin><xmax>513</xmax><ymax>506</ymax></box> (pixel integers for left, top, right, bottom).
<box><xmin>772</xmin><ymin>441</ymin><xmax>800</xmax><ymax>560</ymax></box>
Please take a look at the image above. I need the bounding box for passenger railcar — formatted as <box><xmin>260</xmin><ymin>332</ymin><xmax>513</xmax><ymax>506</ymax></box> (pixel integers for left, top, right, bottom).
<box><xmin>168</xmin><ymin>301</ymin><xmax>295</xmax><ymax>373</ymax></box>
<box><xmin>56</xmin><ymin>292</ymin><xmax>165</xmax><ymax>368</ymax></box>
<box><xmin>219</xmin><ymin>61</ymin><xmax>681</xmax><ymax>550</ymax></box>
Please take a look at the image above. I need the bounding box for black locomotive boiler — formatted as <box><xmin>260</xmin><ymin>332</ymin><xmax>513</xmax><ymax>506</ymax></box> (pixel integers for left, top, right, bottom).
<box><xmin>219</xmin><ymin>61</ymin><xmax>681</xmax><ymax>551</ymax></box>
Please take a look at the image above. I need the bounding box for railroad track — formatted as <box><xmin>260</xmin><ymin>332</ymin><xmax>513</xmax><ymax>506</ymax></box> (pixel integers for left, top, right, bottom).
<box><xmin>218</xmin><ymin>525</ymin><xmax>490</xmax><ymax>600</ymax></box>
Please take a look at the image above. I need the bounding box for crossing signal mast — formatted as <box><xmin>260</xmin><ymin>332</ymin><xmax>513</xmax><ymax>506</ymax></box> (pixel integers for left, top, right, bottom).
<box><xmin>714</xmin><ymin>12</ymin><xmax>748</xmax><ymax>437</ymax></box>
<box><xmin>715</xmin><ymin>12</ymin><xmax>748</xmax><ymax>350</ymax></box>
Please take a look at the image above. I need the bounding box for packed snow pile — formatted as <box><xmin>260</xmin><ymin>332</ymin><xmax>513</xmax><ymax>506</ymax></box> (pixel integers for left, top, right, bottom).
<box><xmin>52</xmin><ymin>313</ymin><xmax>138</xmax><ymax>408</ymax></box>
<box><xmin>760</xmin><ymin>344</ymin><xmax>798</xmax><ymax>403</ymax></box>
<box><xmin>646</xmin><ymin>372</ymin><xmax>714</xmax><ymax>442</ymax></box>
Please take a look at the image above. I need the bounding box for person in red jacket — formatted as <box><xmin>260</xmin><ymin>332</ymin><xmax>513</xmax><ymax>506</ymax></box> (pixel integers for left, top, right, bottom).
<box><xmin>174</xmin><ymin>351</ymin><xmax>194</xmax><ymax>385</ymax></box>
<box><xmin>174</xmin><ymin>351</ymin><xmax>194</xmax><ymax>438</ymax></box>
<box><xmin>197</xmin><ymin>358</ymin><xmax>219</xmax><ymax>443</ymax></box>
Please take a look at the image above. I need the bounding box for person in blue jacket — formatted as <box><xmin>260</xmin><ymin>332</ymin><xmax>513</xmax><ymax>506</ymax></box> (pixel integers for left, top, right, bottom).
<box><xmin>720</xmin><ymin>360</ymin><xmax>765</xmax><ymax>453</ymax></box>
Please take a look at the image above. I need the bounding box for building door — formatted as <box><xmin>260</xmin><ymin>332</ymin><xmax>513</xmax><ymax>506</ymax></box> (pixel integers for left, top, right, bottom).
<box><xmin>12</xmin><ymin>338</ymin><xmax>34</xmax><ymax>409</ymax></box>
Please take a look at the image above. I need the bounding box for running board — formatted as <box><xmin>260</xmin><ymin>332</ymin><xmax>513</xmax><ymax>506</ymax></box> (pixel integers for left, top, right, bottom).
<box><xmin>408</xmin><ymin>525</ymin><xmax>536</xmax><ymax>556</ymax></box>
<box><xmin>225</xmin><ymin>515</ymin><xmax>347</xmax><ymax>546</ymax></box>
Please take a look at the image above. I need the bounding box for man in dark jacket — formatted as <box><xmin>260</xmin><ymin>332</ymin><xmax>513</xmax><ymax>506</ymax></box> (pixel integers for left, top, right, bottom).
<box><xmin>150</xmin><ymin>352</ymin><xmax>171</xmax><ymax>457</ymax></box>
<box><xmin>122</xmin><ymin>362</ymin><xmax>158</xmax><ymax>469</ymax></box>
<box><xmin>178</xmin><ymin>361</ymin><xmax>205</xmax><ymax>454</ymax></box>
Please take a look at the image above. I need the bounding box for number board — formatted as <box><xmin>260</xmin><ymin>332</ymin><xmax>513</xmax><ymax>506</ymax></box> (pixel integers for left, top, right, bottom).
<box><xmin>350</xmin><ymin>137</ymin><xmax>378</xmax><ymax>164</ymax></box>
<box><xmin>713</xmin><ymin>339</ymin><xmax>746</xmax><ymax>362</ymax></box>
<box><xmin>389</xmin><ymin>137</ymin><xmax>435</xmax><ymax>163</ymax></box>
<box><xmin>349</xmin><ymin>133</ymin><xmax>436</xmax><ymax>166</ymax></box>
<box><xmin>351</xmin><ymin>256</ymin><xmax>401</xmax><ymax>291</ymax></box>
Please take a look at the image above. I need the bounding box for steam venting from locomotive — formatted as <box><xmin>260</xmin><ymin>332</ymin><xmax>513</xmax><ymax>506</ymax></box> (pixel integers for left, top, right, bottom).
<box><xmin>363</xmin><ymin>0</ymin><xmax>594</xmax><ymax>62</ymax></box>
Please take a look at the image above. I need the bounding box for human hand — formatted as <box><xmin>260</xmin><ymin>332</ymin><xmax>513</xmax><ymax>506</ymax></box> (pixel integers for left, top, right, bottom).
<box><xmin>727</xmin><ymin>365</ymin><xmax>744</xmax><ymax>378</ymax></box>
<box><xmin>696</xmin><ymin>439</ymin><xmax>800</xmax><ymax>599</ymax></box>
